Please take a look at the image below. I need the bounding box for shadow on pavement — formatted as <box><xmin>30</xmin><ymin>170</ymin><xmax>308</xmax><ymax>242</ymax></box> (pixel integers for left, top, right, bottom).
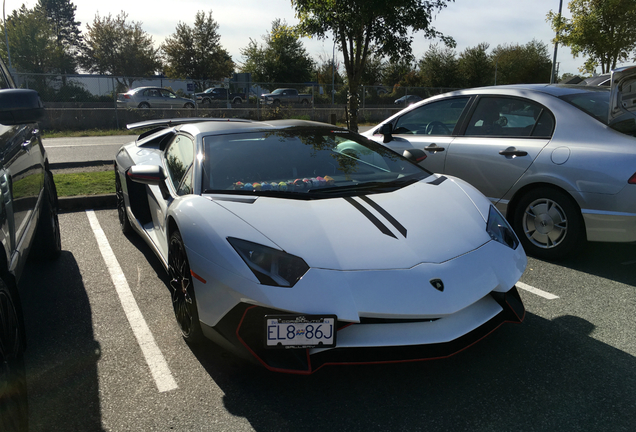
<box><xmin>539</xmin><ymin>241</ymin><xmax>636</xmax><ymax>287</ymax></box>
<box><xmin>188</xmin><ymin>312</ymin><xmax>635</xmax><ymax>431</ymax></box>
<box><xmin>19</xmin><ymin>252</ymin><xmax>103</xmax><ymax>431</ymax></box>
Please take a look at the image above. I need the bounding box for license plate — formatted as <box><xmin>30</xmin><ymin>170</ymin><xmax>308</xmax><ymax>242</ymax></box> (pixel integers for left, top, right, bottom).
<box><xmin>265</xmin><ymin>315</ymin><xmax>337</xmax><ymax>348</ymax></box>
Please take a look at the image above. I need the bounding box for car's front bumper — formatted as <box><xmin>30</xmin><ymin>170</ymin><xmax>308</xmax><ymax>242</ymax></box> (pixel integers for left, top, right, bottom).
<box><xmin>201</xmin><ymin>287</ymin><xmax>524</xmax><ymax>374</ymax></box>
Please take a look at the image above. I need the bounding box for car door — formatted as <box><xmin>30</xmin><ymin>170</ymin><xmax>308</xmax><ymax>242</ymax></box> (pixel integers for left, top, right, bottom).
<box><xmin>161</xmin><ymin>89</ymin><xmax>180</xmax><ymax>108</ymax></box>
<box><xmin>370</xmin><ymin>96</ymin><xmax>471</xmax><ymax>174</ymax></box>
<box><xmin>444</xmin><ymin>95</ymin><xmax>554</xmax><ymax>202</ymax></box>
<box><xmin>0</xmin><ymin>64</ymin><xmax>43</xmax><ymax>255</ymax></box>
<box><xmin>146</xmin><ymin>133</ymin><xmax>195</xmax><ymax>258</ymax></box>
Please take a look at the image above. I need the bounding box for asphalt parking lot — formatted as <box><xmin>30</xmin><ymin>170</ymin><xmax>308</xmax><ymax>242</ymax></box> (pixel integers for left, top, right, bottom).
<box><xmin>17</xmin><ymin>208</ymin><xmax>636</xmax><ymax>431</ymax></box>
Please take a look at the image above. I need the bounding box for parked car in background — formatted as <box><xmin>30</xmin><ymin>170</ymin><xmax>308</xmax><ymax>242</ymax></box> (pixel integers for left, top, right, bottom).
<box><xmin>0</xmin><ymin>56</ymin><xmax>61</xmax><ymax>431</ymax></box>
<box><xmin>394</xmin><ymin>95</ymin><xmax>423</xmax><ymax>105</ymax></box>
<box><xmin>260</xmin><ymin>88</ymin><xmax>312</xmax><ymax>105</ymax></box>
<box><xmin>117</xmin><ymin>87</ymin><xmax>195</xmax><ymax>109</ymax></box>
<box><xmin>364</xmin><ymin>66</ymin><xmax>636</xmax><ymax>260</ymax></box>
<box><xmin>115</xmin><ymin>118</ymin><xmax>526</xmax><ymax>374</ymax></box>
<box><xmin>581</xmin><ymin>73</ymin><xmax>610</xmax><ymax>87</ymax></box>
<box><xmin>195</xmin><ymin>88</ymin><xmax>247</xmax><ymax>105</ymax></box>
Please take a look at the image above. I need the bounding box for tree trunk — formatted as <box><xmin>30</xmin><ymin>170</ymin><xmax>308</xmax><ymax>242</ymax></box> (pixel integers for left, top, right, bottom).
<box><xmin>347</xmin><ymin>85</ymin><xmax>360</xmax><ymax>132</ymax></box>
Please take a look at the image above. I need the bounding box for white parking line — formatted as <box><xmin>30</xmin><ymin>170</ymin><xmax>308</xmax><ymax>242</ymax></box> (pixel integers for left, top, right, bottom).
<box><xmin>517</xmin><ymin>282</ymin><xmax>560</xmax><ymax>300</ymax></box>
<box><xmin>86</xmin><ymin>210</ymin><xmax>178</xmax><ymax>393</ymax></box>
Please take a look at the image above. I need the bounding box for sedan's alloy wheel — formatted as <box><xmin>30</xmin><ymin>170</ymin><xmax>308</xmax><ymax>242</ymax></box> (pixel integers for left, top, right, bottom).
<box><xmin>522</xmin><ymin>197</ymin><xmax>567</xmax><ymax>249</ymax></box>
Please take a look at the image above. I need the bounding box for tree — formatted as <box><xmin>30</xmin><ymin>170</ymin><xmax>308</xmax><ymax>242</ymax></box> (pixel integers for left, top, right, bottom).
<box><xmin>81</xmin><ymin>12</ymin><xmax>162</xmax><ymax>88</ymax></box>
<box><xmin>35</xmin><ymin>0</ymin><xmax>83</xmax><ymax>74</ymax></box>
<box><xmin>491</xmin><ymin>40</ymin><xmax>552</xmax><ymax>84</ymax></box>
<box><xmin>240</xmin><ymin>19</ymin><xmax>314</xmax><ymax>84</ymax></box>
<box><xmin>418</xmin><ymin>44</ymin><xmax>460</xmax><ymax>88</ymax></box>
<box><xmin>293</xmin><ymin>0</ymin><xmax>454</xmax><ymax>131</ymax></box>
<box><xmin>162</xmin><ymin>10</ymin><xmax>234</xmax><ymax>90</ymax></box>
<box><xmin>0</xmin><ymin>5</ymin><xmax>56</xmax><ymax>74</ymax></box>
<box><xmin>548</xmin><ymin>0</ymin><xmax>636</xmax><ymax>74</ymax></box>
<box><xmin>383</xmin><ymin>58</ymin><xmax>420</xmax><ymax>88</ymax></box>
<box><xmin>458</xmin><ymin>43</ymin><xmax>493</xmax><ymax>87</ymax></box>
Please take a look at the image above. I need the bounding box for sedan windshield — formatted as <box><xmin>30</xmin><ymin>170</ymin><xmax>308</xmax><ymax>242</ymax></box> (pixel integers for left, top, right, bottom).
<box><xmin>202</xmin><ymin>128</ymin><xmax>430</xmax><ymax>197</ymax></box>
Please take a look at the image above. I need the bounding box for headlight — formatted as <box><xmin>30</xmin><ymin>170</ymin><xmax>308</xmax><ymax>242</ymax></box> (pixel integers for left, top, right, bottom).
<box><xmin>486</xmin><ymin>206</ymin><xmax>519</xmax><ymax>249</ymax></box>
<box><xmin>228</xmin><ymin>237</ymin><xmax>309</xmax><ymax>287</ymax></box>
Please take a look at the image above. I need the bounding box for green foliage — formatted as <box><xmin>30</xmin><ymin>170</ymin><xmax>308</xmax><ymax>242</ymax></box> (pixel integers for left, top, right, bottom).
<box><xmin>1</xmin><ymin>5</ymin><xmax>56</xmax><ymax>73</ymax></box>
<box><xmin>293</xmin><ymin>0</ymin><xmax>454</xmax><ymax>131</ymax></box>
<box><xmin>548</xmin><ymin>0</ymin><xmax>636</xmax><ymax>74</ymax></box>
<box><xmin>458</xmin><ymin>43</ymin><xmax>494</xmax><ymax>87</ymax></box>
<box><xmin>35</xmin><ymin>0</ymin><xmax>83</xmax><ymax>74</ymax></box>
<box><xmin>80</xmin><ymin>12</ymin><xmax>162</xmax><ymax>88</ymax></box>
<box><xmin>383</xmin><ymin>58</ymin><xmax>422</xmax><ymax>87</ymax></box>
<box><xmin>418</xmin><ymin>44</ymin><xmax>460</xmax><ymax>88</ymax></box>
<box><xmin>491</xmin><ymin>40</ymin><xmax>552</xmax><ymax>84</ymax></box>
<box><xmin>162</xmin><ymin>11</ymin><xmax>234</xmax><ymax>89</ymax></box>
<box><xmin>240</xmin><ymin>19</ymin><xmax>315</xmax><ymax>84</ymax></box>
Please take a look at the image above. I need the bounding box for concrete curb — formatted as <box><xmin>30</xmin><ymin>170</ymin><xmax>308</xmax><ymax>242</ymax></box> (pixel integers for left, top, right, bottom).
<box><xmin>51</xmin><ymin>160</ymin><xmax>114</xmax><ymax>170</ymax></box>
<box><xmin>59</xmin><ymin>193</ymin><xmax>116</xmax><ymax>212</ymax></box>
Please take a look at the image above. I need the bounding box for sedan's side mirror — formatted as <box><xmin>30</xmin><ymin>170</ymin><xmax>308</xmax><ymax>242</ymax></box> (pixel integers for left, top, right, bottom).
<box><xmin>379</xmin><ymin>123</ymin><xmax>393</xmax><ymax>143</ymax></box>
<box><xmin>127</xmin><ymin>165</ymin><xmax>170</xmax><ymax>200</ymax></box>
<box><xmin>0</xmin><ymin>89</ymin><xmax>44</xmax><ymax>125</ymax></box>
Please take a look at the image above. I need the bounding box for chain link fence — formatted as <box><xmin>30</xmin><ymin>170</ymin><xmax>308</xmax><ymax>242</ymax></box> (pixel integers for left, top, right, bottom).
<box><xmin>13</xmin><ymin>72</ymin><xmax>458</xmax><ymax>108</ymax></box>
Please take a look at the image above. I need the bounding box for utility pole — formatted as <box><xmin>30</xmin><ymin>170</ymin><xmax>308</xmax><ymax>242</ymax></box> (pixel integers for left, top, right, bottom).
<box><xmin>3</xmin><ymin>0</ymin><xmax>12</xmax><ymax>68</ymax></box>
<box><xmin>550</xmin><ymin>0</ymin><xmax>563</xmax><ymax>84</ymax></box>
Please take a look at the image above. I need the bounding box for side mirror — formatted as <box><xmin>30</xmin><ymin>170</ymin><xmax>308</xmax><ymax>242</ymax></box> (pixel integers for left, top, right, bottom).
<box><xmin>127</xmin><ymin>165</ymin><xmax>170</xmax><ymax>200</ymax></box>
<box><xmin>379</xmin><ymin>123</ymin><xmax>393</xmax><ymax>143</ymax></box>
<box><xmin>403</xmin><ymin>149</ymin><xmax>427</xmax><ymax>163</ymax></box>
<box><xmin>0</xmin><ymin>89</ymin><xmax>44</xmax><ymax>125</ymax></box>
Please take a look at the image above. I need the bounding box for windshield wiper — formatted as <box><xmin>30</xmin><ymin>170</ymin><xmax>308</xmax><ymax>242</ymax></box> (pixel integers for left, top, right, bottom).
<box><xmin>308</xmin><ymin>177</ymin><xmax>419</xmax><ymax>195</ymax></box>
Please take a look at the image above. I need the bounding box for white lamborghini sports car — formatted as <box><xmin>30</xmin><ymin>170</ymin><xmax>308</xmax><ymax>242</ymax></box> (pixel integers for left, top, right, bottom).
<box><xmin>114</xmin><ymin>118</ymin><xmax>527</xmax><ymax>374</ymax></box>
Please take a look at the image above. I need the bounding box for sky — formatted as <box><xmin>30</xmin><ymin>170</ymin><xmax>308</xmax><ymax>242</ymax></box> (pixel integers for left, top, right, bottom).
<box><xmin>7</xmin><ymin>0</ymin><xmax>632</xmax><ymax>78</ymax></box>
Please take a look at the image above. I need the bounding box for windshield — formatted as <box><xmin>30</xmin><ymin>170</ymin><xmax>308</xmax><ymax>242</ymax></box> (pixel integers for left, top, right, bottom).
<box><xmin>559</xmin><ymin>90</ymin><xmax>610</xmax><ymax>124</ymax></box>
<box><xmin>202</xmin><ymin>129</ymin><xmax>430</xmax><ymax>197</ymax></box>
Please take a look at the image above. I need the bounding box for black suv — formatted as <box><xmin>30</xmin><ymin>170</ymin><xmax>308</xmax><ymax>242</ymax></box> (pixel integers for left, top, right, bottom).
<box><xmin>0</xmin><ymin>57</ymin><xmax>61</xmax><ymax>431</ymax></box>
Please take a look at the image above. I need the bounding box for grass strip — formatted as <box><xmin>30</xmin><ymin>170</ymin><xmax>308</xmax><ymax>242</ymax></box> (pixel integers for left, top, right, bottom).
<box><xmin>53</xmin><ymin>170</ymin><xmax>115</xmax><ymax>197</ymax></box>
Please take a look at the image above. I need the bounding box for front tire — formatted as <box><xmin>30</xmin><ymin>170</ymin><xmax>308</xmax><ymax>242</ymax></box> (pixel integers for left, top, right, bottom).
<box><xmin>168</xmin><ymin>230</ymin><xmax>203</xmax><ymax>343</ymax></box>
<box><xmin>513</xmin><ymin>187</ymin><xmax>584</xmax><ymax>260</ymax></box>
<box><xmin>184</xmin><ymin>102</ymin><xmax>194</xmax><ymax>109</ymax></box>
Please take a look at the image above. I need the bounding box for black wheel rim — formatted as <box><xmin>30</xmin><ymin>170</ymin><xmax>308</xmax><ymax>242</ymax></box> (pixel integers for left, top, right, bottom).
<box><xmin>0</xmin><ymin>289</ymin><xmax>28</xmax><ymax>431</ymax></box>
<box><xmin>168</xmin><ymin>236</ymin><xmax>196</xmax><ymax>336</ymax></box>
<box><xmin>115</xmin><ymin>174</ymin><xmax>126</xmax><ymax>228</ymax></box>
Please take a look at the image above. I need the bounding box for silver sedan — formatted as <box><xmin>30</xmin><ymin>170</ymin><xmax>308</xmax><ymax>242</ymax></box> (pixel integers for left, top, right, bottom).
<box><xmin>116</xmin><ymin>86</ymin><xmax>195</xmax><ymax>109</ymax></box>
<box><xmin>363</xmin><ymin>66</ymin><xmax>636</xmax><ymax>260</ymax></box>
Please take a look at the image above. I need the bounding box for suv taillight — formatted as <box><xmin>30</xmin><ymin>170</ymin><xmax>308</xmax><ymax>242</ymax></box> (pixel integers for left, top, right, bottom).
<box><xmin>629</xmin><ymin>172</ymin><xmax>636</xmax><ymax>184</ymax></box>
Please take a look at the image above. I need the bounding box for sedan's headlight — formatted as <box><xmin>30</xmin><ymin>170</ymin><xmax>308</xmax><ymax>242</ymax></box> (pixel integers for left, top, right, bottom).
<box><xmin>228</xmin><ymin>237</ymin><xmax>309</xmax><ymax>287</ymax></box>
<box><xmin>486</xmin><ymin>206</ymin><xmax>519</xmax><ymax>249</ymax></box>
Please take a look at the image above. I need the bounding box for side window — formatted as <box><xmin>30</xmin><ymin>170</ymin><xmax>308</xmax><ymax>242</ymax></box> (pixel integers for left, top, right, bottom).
<box><xmin>177</xmin><ymin>165</ymin><xmax>194</xmax><ymax>196</ymax></box>
<box><xmin>164</xmin><ymin>135</ymin><xmax>195</xmax><ymax>192</ymax></box>
<box><xmin>393</xmin><ymin>97</ymin><xmax>469</xmax><ymax>136</ymax></box>
<box><xmin>161</xmin><ymin>89</ymin><xmax>176</xmax><ymax>99</ymax></box>
<box><xmin>0</xmin><ymin>68</ymin><xmax>11</xmax><ymax>90</ymax></box>
<box><xmin>465</xmin><ymin>97</ymin><xmax>554</xmax><ymax>137</ymax></box>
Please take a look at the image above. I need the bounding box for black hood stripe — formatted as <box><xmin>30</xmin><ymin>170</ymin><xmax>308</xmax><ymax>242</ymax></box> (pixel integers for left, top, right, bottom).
<box><xmin>359</xmin><ymin>195</ymin><xmax>408</xmax><ymax>238</ymax></box>
<box><xmin>344</xmin><ymin>197</ymin><xmax>397</xmax><ymax>239</ymax></box>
